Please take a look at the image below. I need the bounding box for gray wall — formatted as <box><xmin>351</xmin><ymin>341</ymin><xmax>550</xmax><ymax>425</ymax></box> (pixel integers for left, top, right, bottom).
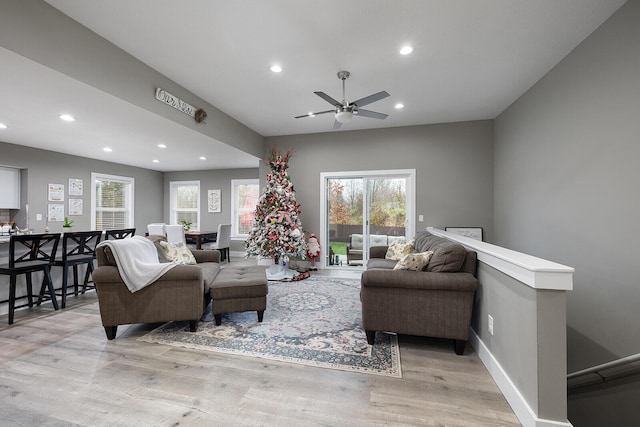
<box><xmin>163</xmin><ymin>168</ymin><xmax>259</xmax><ymax>252</ymax></box>
<box><xmin>0</xmin><ymin>140</ymin><xmax>163</xmax><ymax>233</ymax></box>
<box><xmin>493</xmin><ymin>1</ymin><xmax>640</xmax><ymax>425</ymax></box>
<box><xmin>265</xmin><ymin>120</ymin><xmax>494</xmax><ymax>243</ymax></box>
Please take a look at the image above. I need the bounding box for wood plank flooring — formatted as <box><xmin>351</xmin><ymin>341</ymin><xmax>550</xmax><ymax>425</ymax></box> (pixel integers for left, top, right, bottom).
<box><xmin>0</xmin><ymin>261</ymin><xmax>520</xmax><ymax>426</ymax></box>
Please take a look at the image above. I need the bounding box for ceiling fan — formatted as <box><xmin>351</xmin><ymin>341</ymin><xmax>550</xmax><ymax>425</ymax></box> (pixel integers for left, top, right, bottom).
<box><xmin>295</xmin><ymin>71</ymin><xmax>390</xmax><ymax>129</ymax></box>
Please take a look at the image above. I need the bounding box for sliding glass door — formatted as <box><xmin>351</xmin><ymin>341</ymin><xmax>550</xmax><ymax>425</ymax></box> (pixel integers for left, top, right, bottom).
<box><xmin>321</xmin><ymin>170</ymin><xmax>415</xmax><ymax>269</ymax></box>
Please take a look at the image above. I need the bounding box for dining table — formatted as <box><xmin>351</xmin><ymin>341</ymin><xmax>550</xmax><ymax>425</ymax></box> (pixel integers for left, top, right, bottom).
<box><xmin>184</xmin><ymin>230</ymin><xmax>217</xmax><ymax>250</ymax></box>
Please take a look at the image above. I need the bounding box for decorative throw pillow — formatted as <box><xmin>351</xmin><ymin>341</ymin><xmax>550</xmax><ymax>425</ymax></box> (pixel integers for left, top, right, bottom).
<box><xmin>393</xmin><ymin>250</ymin><xmax>434</xmax><ymax>271</ymax></box>
<box><xmin>385</xmin><ymin>239</ymin><xmax>415</xmax><ymax>261</ymax></box>
<box><xmin>158</xmin><ymin>241</ymin><xmax>197</xmax><ymax>265</ymax></box>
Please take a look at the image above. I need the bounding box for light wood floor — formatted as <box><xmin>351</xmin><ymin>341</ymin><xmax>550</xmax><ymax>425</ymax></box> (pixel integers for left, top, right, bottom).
<box><xmin>0</xmin><ymin>260</ymin><xmax>520</xmax><ymax>426</ymax></box>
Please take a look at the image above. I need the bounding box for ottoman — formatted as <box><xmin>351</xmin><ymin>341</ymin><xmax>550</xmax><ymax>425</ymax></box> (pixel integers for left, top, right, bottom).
<box><xmin>210</xmin><ymin>265</ymin><xmax>268</xmax><ymax>325</ymax></box>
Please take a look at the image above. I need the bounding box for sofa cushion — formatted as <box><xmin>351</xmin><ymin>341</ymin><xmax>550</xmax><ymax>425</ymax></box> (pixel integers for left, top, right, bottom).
<box><xmin>158</xmin><ymin>241</ymin><xmax>197</xmax><ymax>265</ymax></box>
<box><xmin>350</xmin><ymin>234</ymin><xmax>363</xmax><ymax>250</ymax></box>
<box><xmin>147</xmin><ymin>234</ymin><xmax>170</xmax><ymax>263</ymax></box>
<box><xmin>370</xmin><ymin>234</ymin><xmax>389</xmax><ymax>247</ymax></box>
<box><xmin>427</xmin><ymin>244</ymin><xmax>467</xmax><ymax>272</ymax></box>
<box><xmin>367</xmin><ymin>258</ymin><xmax>398</xmax><ymax>270</ymax></box>
<box><xmin>198</xmin><ymin>262</ymin><xmax>221</xmax><ymax>292</ymax></box>
<box><xmin>393</xmin><ymin>251</ymin><xmax>434</xmax><ymax>271</ymax></box>
<box><xmin>385</xmin><ymin>239</ymin><xmax>415</xmax><ymax>261</ymax></box>
<box><xmin>387</xmin><ymin>235</ymin><xmax>406</xmax><ymax>246</ymax></box>
<box><xmin>102</xmin><ymin>246</ymin><xmax>117</xmax><ymax>266</ymax></box>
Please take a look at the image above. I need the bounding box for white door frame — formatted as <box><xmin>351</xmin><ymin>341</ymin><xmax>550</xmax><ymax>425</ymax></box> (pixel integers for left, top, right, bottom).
<box><xmin>319</xmin><ymin>169</ymin><xmax>416</xmax><ymax>269</ymax></box>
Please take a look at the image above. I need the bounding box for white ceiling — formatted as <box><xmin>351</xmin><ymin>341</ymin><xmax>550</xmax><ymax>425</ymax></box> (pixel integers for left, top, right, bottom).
<box><xmin>0</xmin><ymin>0</ymin><xmax>627</xmax><ymax>171</ymax></box>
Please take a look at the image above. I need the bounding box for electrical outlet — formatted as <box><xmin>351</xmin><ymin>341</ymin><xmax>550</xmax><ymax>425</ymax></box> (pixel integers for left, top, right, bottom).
<box><xmin>488</xmin><ymin>315</ymin><xmax>494</xmax><ymax>335</ymax></box>
<box><xmin>36</xmin><ymin>214</ymin><xmax>42</xmax><ymax>221</ymax></box>
<box><xmin>418</xmin><ymin>214</ymin><xmax>424</xmax><ymax>222</ymax></box>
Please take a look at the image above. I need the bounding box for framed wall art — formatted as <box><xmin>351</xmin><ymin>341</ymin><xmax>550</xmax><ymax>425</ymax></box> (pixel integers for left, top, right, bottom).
<box><xmin>68</xmin><ymin>198</ymin><xmax>83</xmax><ymax>216</ymax></box>
<box><xmin>48</xmin><ymin>183</ymin><xmax>64</xmax><ymax>201</ymax></box>
<box><xmin>47</xmin><ymin>203</ymin><xmax>64</xmax><ymax>222</ymax></box>
<box><xmin>208</xmin><ymin>189</ymin><xmax>221</xmax><ymax>213</ymax></box>
<box><xmin>69</xmin><ymin>178</ymin><xmax>83</xmax><ymax>196</ymax></box>
<box><xmin>445</xmin><ymin>227</ymin><xmax>483</xmax><ymax>241</ymax></box>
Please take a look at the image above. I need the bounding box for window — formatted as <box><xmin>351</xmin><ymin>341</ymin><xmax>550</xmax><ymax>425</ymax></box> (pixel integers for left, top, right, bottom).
<box><xmin>170</xmin><ymin>181</ymin><xmax>200</xmax><ymax>230</ymax></box>
<box><xmin>91</xmin><ymin>173</ymin><xmax>135</xmax><ymax>230</ymax></box>
<box><xmin>231</xmin><ymin>179</ymin><xmax>259</xmax><ymax>237</ymax></box>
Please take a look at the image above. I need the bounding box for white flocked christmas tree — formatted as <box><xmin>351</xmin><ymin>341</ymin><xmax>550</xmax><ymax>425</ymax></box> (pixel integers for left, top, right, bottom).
<box><xmin>245</xmin><ymin>148</ymin><xmax>307</xmax><ymax>262</ymax></box>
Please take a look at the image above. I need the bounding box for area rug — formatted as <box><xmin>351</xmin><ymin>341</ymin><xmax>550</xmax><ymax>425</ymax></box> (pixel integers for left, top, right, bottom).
<box><xmin>138</xmin><ymin>276</ymin><xmax>401</xmax><ymax>377</ymax></box>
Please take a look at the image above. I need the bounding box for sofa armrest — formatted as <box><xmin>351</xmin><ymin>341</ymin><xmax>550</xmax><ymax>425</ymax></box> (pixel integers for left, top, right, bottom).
<box><xmin>369</xmin><ymin>246</ymin><xmax>389</xmax><ymax>259</ymax></box>
<box><xmin>192</xmin><ymin>249</ymin><xmax>221</xmax><ymax>264</ymax></box>
<box><xmin>361</xmin><ymin>270</ymin><xmax>478</xmax><ymax>292</ymax></box>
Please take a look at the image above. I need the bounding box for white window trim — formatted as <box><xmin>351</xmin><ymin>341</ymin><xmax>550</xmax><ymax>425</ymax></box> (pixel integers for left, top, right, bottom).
<box><xmin>91</xmin><ymin>172</ymin><xmax>135</xmax><ymax>231</ymax></box>
<box><xmin>231</xmin><ymin>178</ymin><xmax>259</xmax><ymax>239</ymax></box>
<box><xmin>170</xmin><ymin>180</ymin><xmax>200</xmax><ymax>230</ymax></box>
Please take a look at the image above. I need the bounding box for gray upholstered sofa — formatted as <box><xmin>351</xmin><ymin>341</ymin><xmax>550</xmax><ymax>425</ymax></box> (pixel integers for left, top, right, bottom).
<box><xmin>92</xmin><ymin>235</ymin><xmax>221</xmax><ymax>339</ymax></box>
<box><xmin>360</xmin><ymin>230</ymin><xmax>478</xmax><ymax>355</ymax></box>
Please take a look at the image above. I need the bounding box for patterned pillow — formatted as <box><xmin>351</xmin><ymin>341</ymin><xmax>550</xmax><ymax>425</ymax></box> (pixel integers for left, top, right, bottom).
<box><xmin>393</xmin><ymin>251</ymin><xmax>434</xmax><ymax>271</ymax></box>
<box><xmin>158</xmin><ymin>241</ymin><xmax>197</xmax><ymax>265</ymax></box>
<box><xmin>385</xmin><ymin>239</ymin><xmax>415</xmax><ymax>261</ymax></box>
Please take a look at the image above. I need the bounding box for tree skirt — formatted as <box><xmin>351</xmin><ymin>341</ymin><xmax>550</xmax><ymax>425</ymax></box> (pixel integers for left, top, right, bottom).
<box><xmin>138</xmin><ymin>276</ymin><xmax>401</xmax><ymax>377</ymax></box>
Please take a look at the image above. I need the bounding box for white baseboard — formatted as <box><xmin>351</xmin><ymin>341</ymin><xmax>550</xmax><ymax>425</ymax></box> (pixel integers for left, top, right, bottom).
<box><xmin>469</xmin><ymin>329</ymin><xmax>573</xmax><ymax>427</ymax></box>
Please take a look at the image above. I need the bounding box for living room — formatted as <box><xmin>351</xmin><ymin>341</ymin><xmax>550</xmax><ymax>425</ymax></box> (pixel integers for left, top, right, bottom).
<box><xmin>1</xmin><ymin>1</ymin><xmax>639</xmax><ymax>426</ymax></box>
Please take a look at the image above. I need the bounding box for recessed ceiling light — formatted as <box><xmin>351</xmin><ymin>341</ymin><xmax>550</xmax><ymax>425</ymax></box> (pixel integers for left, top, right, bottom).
<box><xmin>103</xmin><ymin>147</ymin><xmax>112</xmax><ymax>152</ymax></box>
<box><xmin>399</xmin><ymin>46</ymin><xmax>414</xmax><ymax>55</ymax></box>
<box><xmin>157</xmin><ymin>144</ymin><xmax>167</xmax><ymax>148</ymax></box>
<box><xmin>270</xmin><ymin>64</ymin><xmax>282</xmax><ymax>73</ymax></box>
<box><xmin>59</xmin><ymin>114</ymin><xmax>76</xmax><ymax>122</ymax></box>
<box><xmin>0</xmin><ymin>123</ymin><xmax>7</xmax><ymax>129</ymax></box>
<box><xmin>152</xmin><ymin>159</ymin><xmax>160</xmax><ymax>163</ymax></box>
<box><xmin>395</xmin><ymin>103</ymin><xmax>405</xmax><ymax>109</ymax></box>
<box><xmin>199</xmin><ymin>156</ymin><xmax>207</xmax><ymax>160</ymax></box>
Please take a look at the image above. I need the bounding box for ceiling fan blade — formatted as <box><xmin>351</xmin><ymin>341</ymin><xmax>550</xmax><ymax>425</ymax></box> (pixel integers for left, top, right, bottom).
<box><xmin>356</xmin><ymin>109</ymin><xmax>388</xmax><ymax>120</ymax></box>
<box><xmin>333</xmin><ymin>120</ymin><xmax>343</xmax><ymax>130</ymax></box>
<box><xmin>314</xmin><ymin>91</ymin><xmax>342</xmax><ymax>107</ymax></box>
<box><xmin>294</xmin><ymin>109</ymin><xmax>334</xmax><ymax>119</ymax></box>
<box><xmin>351</xmin><ymin>91</ymin><xmax>390</xmax><ymax>108</ymax></box>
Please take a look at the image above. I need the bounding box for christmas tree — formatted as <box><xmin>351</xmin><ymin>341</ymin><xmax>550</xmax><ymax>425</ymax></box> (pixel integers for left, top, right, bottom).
<box><xmin>245</xmin><ymin>148</ymin><xmax>307</xmax><ymax>260</ymax></box>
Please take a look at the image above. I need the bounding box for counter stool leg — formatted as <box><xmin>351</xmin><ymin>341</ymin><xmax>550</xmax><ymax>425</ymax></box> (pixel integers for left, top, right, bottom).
<box><xmin>61</xmin><ymin>265</ymin><xmax>69</xmax><ymax>308</ymax></box>
<box><xmin>73</xmin><ymin>265</ymin><xmax>80</xmax><ymax>296</ymax></box>
<box><xmin>8</xmin><ymin>274</ymin><xmax>17</xmax><ymax>325</ymax></box>
<box><xmin>43</xmin><ymin>266</ymin><xmax>59</xmax><ymax>311</ymax></box>
<box><xmin>26</xmin><ymin>272</ymin><xmax>34</xmax><ymax>308</ymax></box>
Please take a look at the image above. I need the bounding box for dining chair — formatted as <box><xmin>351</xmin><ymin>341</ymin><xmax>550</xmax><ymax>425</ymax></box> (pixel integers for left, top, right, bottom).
<box><xmin>147</xmin><ymin>223</ymin><xmax>166</xmax><ymax>236</ymax></box>
<box><xmin>0</xmin><ymin>233</ymin><xmax>60</xmax><ymax>324</ymax></box>
<box><xmin>104</xmin><ymin>228</ymin><xmax>136</xmax><ymax>240</ymax></box>
<box><xmin>202</xmin><ymin>224</ymin><xmax>232</xmax><ymax>262</ymax></box>
<box><xmin>52</xmin><ymin>230</ymin><xmax>103</xmax><ymax>308</ymax></box>
<box><xmin>165</xmin><ymin>224</ymin><xmax>186</xmax><ymax>244</ymax></box>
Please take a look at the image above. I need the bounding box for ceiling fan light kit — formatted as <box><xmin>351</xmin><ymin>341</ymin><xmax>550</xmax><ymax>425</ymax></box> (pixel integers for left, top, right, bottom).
<box><xmin>296</xmin><ymin>70</ymin><xmax>389</xmax><ymax>129</ymax></box>
<box><xmin>335</xmin><ymin>110</ymin><xmax>353</xmax><ymax>123</ymax></box>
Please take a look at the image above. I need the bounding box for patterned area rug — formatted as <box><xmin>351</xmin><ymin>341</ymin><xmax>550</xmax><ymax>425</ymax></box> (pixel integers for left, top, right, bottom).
<box><xmin>138</xmin><ymin>276</ymin><xmax>401</xmax><ymax>377</ymax></box>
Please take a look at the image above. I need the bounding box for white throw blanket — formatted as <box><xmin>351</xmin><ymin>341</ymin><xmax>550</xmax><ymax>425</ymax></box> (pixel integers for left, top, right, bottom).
<box><xmin>97</xmin><ymin>235</ymin><xmax>177</xmax><ymax>293</ymax></box>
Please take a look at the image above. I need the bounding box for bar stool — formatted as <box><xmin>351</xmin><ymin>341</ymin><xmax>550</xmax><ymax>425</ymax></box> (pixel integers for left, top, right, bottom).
<box><xmin>53</xmin><ymin>230</ymin><xmax>103</xmax><ymax>308</ymax></box>
<box><xmin>104</xmin><ymin>228</ymin><xmax>136</xmax><ymax>240</ymax></box>
<box><xmin>0</xmin><ymin>233</ymin><xmax>60</xmax><ymax>324</ymax></box>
